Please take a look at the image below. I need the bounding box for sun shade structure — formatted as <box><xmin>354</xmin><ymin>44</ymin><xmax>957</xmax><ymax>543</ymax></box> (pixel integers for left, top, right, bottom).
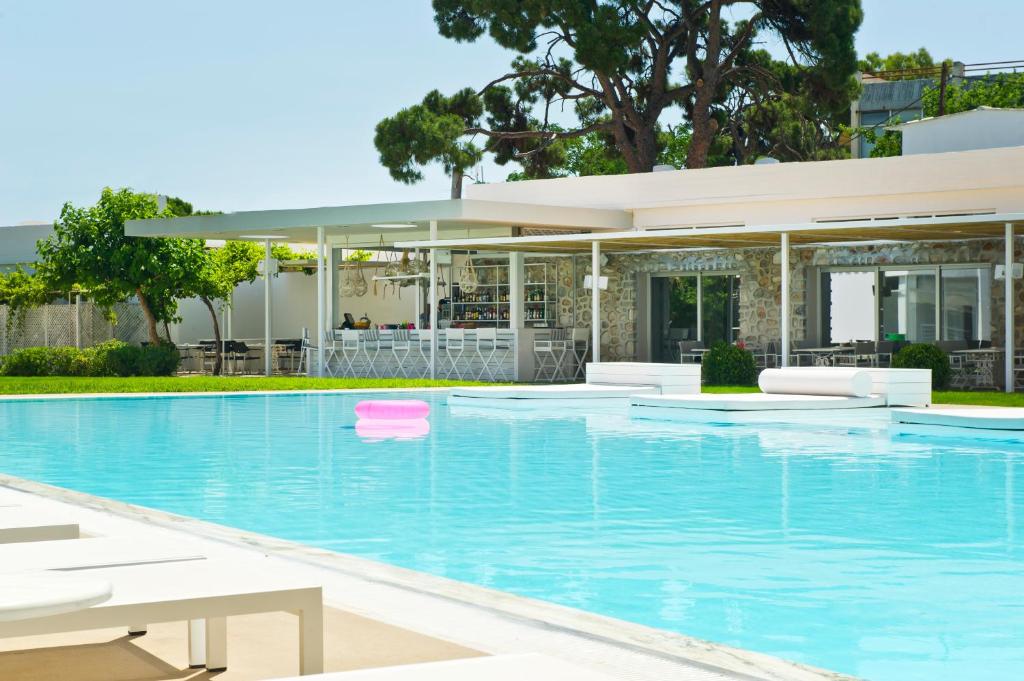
<box><xmin>395</xmin><ymin>213</ymin><xmax>1024</xmax><ymax>253</ymax></box>
<box><xmin>123</xmin><ymin>199</ymin><xmax>633</xmax><ymax>245</ymax></box>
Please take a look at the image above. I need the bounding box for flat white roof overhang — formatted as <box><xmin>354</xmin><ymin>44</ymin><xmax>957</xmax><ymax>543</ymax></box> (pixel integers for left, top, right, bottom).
<box><xmin>124</xmin><ymin>199</ymin><xmax>633</xmax><ymax>246</ymax></box>
<box><xmin>397</xmin><ymin>213</ymin><xmax>1024</xmax><ymax>253</ymax></box>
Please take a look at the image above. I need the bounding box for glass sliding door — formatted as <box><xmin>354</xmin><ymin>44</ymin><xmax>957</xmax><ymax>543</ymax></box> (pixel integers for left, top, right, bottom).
<box><xmin>702</xmin><ymin>274</ymin><xmax>741</xmax><ymax>345</ymax></box>
<box><xmin>820</xmin><ymin>271</ymin><xmax>876</xmax><ymax>344</ymax></box>
<box><xmin>941</xmin><ymin>267</ymin><xmax>992</xmax><ymax>341</ymax></box>
<box><xmin>650</xmin><ymin>276</ymin><xmax>698</xmax><ymax>362</ymax></box>
<box><xmin>879</xmin><ymin>269</ymin><xmax>937</xmax><ymax>342</ymax></box>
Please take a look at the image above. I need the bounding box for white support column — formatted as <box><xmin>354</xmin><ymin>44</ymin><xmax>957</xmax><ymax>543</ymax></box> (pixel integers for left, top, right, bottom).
<box><xmin>591</xmin><ymin>241</ymin><xmax>601</xmax><ymax>363</ymax></box>
<box><xmin>696</xmin><ymin>274</ymin><xmax>704</xmax><ymax>343</ymax></box>
<box><xmin>781</xmin><ymin>232</ymin><xmax>791</xmax><ymax>368</ymax></box>
<box><xmin>413</xmin><ymin>248</ymin><xmax>422</xmax><ymax>327</ymax></box>
<box><xmin>1006</xmin><ymin>223</ymin><xmax>1015</xmax><ymax>393</ymax></box>
<box><xmin>316</xmin><ymin>226</ymin><xmax>327</xmax><ymax>377</ymax></box>
<box><xmin>429</xmin><ymin>220</ymin><xmax>438</xmax><ymax>380</ymax></box>
<box><xmin>264</xmin><ymin>239</ymin><xmax>273</xmax><ymax>377</ymax></box>
<box><xmin>509</xmin><ymin>251</ymin><xmax>524</xmax><ymax>329</ymax></box>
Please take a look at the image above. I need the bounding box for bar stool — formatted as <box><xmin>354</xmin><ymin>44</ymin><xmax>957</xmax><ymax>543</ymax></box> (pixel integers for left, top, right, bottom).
<box><xmin>534</xmin><ymin>328</ymin><xmax>569</xmax><ymax>382</ymax></box>
<box><xmin>473</xmin><ymin>328</ymin><xmax>498</xmax><ymax>381</ymax></box>
<box><xmin>338</xmin><ymin>330</ymin><xmax>361</xmax><ymax>377</ymax></box>
<box><xmin>390</xmin><ymin>329</ymin><xmax>414</xmax><ymax>378</ymax></box>
<box><xmin>415</xmin><ymin>330</ymin><xmax>433</xmax><ymax>378</ymax></box>
<box><xmin>444</xmin><ymin>328</ymin><xmax>466</xmax><ymax>379</ymax></box>
<box><xmin>570</xmin><ymin>328</ymin><xmax>590</xmax><ymax>381</ymax></box>
<box><xmin>361</xmin><ymin>329</ymin><xmax>382</xmax><ymax>378</ymax></box>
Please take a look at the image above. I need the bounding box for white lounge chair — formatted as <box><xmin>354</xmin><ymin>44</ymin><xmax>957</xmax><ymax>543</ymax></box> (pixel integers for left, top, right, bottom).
<box><xmin>631</xmin><ymin>367</ymin><xmax>931</xmax><ymax>424</ymax></box>
<box><xmin>274</xmin><ymin>653</ymin><xmax>616</xmax><ymax>681</ymax></box>
<box><xmin>0</xmin><ymin>506</ymin><xmax>79</xmax><ymax>543</ymax></box>
<box><xmin>0</xmin><ymin>536</ymin><xmax>204</xmax><ymax>573</ymax></box>
<box><xmin>0</xmin><ymin>558</ymin><xmax>324</xmax><ymax>675</ymax></box>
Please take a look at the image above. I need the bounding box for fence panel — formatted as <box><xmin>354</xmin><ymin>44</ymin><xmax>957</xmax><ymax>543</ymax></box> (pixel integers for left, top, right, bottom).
<box><xmin>0</xmin><ymin>301</ymin><xmax>148</xmax><ymax>356</ymax></box>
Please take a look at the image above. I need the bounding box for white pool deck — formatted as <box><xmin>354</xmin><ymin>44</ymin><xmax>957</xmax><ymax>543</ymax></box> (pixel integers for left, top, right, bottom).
<box><xmin>891</xmin><ymin>406</ymin><xmax>1024</xmax><ymax>442</ymax></box>
<box><xmin>0</xmin><ymin>475</ymin><xmax>852</xmax><ymax>681</ymax></box>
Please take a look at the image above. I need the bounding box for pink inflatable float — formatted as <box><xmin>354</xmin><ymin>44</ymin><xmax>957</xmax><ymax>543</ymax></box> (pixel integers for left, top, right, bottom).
<box><xmin>355</xmin><ymin>418</ymin><xmax>430</xmax><ymax>441</ymax></box>
<box><xmin>354</xmin><ymin>399</ymin><xmax>430</xmax><ymax>420</ymax></box>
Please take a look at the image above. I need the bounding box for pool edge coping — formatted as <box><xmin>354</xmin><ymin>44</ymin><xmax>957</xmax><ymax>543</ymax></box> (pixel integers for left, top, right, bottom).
<box><xmin>0</xmin><ymin>386</ymin><xmax>455</xmax><ymax>402</ymax></box>
<box><xmin>0</xmin><ymin>474</ymin><xmax>857</xmax><ymax>681</ymax></box>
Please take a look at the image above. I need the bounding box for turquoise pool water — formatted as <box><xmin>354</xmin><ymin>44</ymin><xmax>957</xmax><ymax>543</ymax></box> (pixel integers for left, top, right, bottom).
<box><xmin>0</xmin><ymin>392</ymin><xmax>1021</xmax><ymax>681</ymax></box>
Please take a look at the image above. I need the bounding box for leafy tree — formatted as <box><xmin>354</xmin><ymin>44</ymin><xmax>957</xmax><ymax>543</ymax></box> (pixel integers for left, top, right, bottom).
<box><xmin>858</xmin><ymin>48</ymin><xmax>942</xmax><ymax>79</ymax></box>
<box><xmin>37</xmin><ymin>188</ymin><xmax>206</xmax><ymax>345</ymax></box>
<box><xmin>376</xmin><ymin>0</ymin><xmax>863</xmax><ymax>188</ymax></box>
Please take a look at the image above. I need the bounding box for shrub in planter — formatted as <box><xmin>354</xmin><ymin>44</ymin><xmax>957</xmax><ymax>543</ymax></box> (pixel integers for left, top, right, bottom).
<box><xmin>892</xmin><ymin>343</ymin><xmax>949</xmax><ymax>389</ymax></box>
<box><xmin>0</xmin><ymin>346</ymin><xmax>85</xmax><ymax>376</ymax></box>
<box><xmin>136</xmin><ymin>343</ymin><xmax>180</xmax><ymax>376</ymax></box>
<box><xmin>703</xmin><ymin>341</ymin><xmax>758</xmax><ymax>386</ymax></box>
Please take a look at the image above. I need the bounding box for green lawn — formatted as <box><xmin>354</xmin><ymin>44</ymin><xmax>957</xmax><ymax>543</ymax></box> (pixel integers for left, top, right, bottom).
<box><xmin>703</xmin><ymin>385</ymin><xmax>1024</xmax><ymax>407</ymax></box>
<box><xmin>0</xmin><ymin>376</ymin><xmax>485</xmax><ymax>395</ymax></box>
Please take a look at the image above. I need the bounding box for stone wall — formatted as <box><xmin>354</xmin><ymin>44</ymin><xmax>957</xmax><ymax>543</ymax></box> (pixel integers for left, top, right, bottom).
<box><xmin>555</xmin><ymin>238</ymin><xmax>1024</xmax><ymax>362</ymax></box>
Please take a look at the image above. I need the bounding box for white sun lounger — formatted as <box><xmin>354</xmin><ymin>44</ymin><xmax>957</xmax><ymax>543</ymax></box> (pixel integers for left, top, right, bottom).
<box><xmin>274</xmin><ymin>653</ymin><xmax>617</xmax><ymax>681</ymax></box>
<box><xmin>0</xmin><ymin>506</ymin><xmax>79</xmax><ymax>543</ymax></box>
<box><xmin>0</xmin><ymin>558</ymin><xmax>324</xmax><ymax>675</ymax></box>
<box><xmin>891</xmin><ymin>407</ymin><xmax>1024</xmax><ymax>443</ymax></box>
<box><xmin>0</xmin><ymin>536</ymin><xmax>205</xmax><ymax>573</ymax></box>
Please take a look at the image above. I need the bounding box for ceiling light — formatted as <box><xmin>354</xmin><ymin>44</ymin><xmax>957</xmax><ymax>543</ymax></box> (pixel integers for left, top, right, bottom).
<box><xmin>239</xmin><ymin>234</ymin><xmax>288</xmax><ymax>240</ymax></box>
<box><xmin>371</xmin><ymin>223</ymin><xmax>417</xmax><ymax>229</ymax></box>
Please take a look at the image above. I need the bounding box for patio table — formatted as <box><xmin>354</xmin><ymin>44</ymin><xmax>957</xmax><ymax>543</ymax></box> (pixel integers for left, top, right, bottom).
<box><xmin>792</xmin><ymin>346</ymin><xmax>854</xmax><ymax>366</ymax></box>
<box><xmin>951</xmin><ymin>348</ymin><xmax>1003</xmax><ymax>390</ymax></box>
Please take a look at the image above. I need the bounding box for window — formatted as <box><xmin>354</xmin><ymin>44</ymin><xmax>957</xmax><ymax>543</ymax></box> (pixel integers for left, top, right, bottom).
<box><xmin>879</xmin><ymin>270</ymin><xmax>937</xmax><ymax>342</ymax></box>
<box><xmin>821</xmin><ymin>271</ymin><xmax>876</xmax><ymax>343</ymax></box>
<box><xmin>650</xmin><ymin>273</ymin><xmax>740</xmax><ymax>361</ymax></box>
<box><xmin>819</xmin><ymin>265</ymin><xmax>993</xmax><ymax>344</ymax></box>
<box><xmin>941</xmin><ymin>268</ymin><xmax>992</xmax><ymax>341</ymax></box>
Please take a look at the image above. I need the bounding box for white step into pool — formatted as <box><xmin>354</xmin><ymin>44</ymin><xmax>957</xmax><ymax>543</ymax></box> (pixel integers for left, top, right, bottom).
<box><xmin>448</xmin><ymin>362</ymin><xmax>700</xmax><ymax>408</ymax></box>
<box><xmin>891</xmin><ymin>407</ymin><xmax>1024</xmax><ymax>443</ymax></box>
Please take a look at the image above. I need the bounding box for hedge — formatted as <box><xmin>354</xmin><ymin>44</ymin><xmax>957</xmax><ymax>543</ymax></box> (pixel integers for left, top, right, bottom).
<box><xmin>0</xmin><ymin>341</ymin><xmax>180</xmax><ymax>377</ymax></box>
<box><xmin>702</xmin><ymin>341</ymin><xmax>758</xmax><ymax>386</ymax></box>
<box><xmin>892</xmin><ymin>343</ymin><xmax>949</xmax><ymax>389</ymax></box>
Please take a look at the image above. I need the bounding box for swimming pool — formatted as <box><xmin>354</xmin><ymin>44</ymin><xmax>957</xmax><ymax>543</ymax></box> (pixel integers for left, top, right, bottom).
<box><xmin>1</xmin><ymin>392</ymin><xmax>1020</xmax><ymax>681</ymax></box>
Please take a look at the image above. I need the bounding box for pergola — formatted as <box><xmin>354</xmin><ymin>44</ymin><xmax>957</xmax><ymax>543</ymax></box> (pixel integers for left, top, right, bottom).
<box><xmin>125</xmin><ymin>199</ymin><xmax>631</xmax><ymax>378</ymax></box>
<box><xmin>398</xmin><ymin>212</ymin><xmax>1024</xmax><ymax>392</ymax></box>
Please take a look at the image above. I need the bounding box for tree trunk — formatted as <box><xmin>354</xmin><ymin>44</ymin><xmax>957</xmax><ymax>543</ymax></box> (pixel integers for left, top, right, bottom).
<box><xmin>450</xmin><ymin>171</ymin><xmax>463</xmax><ymax>199</ymax></box>
<box><xmin>135</xmin><ymin>287</ymin><xmax>161</xmax><ymax>345</ymax></box>
<box><xmin>200</xmin><ymin>296</ymin><xmax>223</xmax><ymax>376</ymax></box>
<box><xmin>162</xmin><ymin>321</ymin><xmax>172</xmax><ymax>344</ymax></box>
<box><xmin>687</xmin><ymin>88</ymin><xmax>720</xmax><ymax>169</ymax></box>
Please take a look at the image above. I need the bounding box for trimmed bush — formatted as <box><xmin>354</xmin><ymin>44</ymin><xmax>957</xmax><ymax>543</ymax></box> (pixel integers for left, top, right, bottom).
<box><xmin>1</xmin><ymin>340</ymin><xmax>180</xmax><ymax>377</ymax></box>
<box><xmin>136</xmin><ymin>343</ymin><xmax>180</xmax><ymax>376</ymax></box>
<box><xmin>0</xmin><ymin>346</ymin><xmax>85</xmax><ymax>376</ymax></box>
<box><xmin>892</xmin><ymin>343</ymin><xmax>949</xmax><ymax>389</ymax></box>
<box><xmin>703</xmin><ymin>341</ymin><xmax>758</xmax><ymax>386</ymax></box>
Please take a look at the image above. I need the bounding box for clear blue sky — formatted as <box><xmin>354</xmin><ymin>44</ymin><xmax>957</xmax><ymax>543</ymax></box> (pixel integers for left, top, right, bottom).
<box><xmin>1</xmin><ymin>0</ymin><xmax>1021</xmax><ymax>224</ymax></box>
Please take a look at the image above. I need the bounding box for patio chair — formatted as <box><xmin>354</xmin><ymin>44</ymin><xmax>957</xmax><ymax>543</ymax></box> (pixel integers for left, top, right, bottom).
<box><xmin>360</xmin><ymin>329</ymin><xmax>382</xmax><ymax>378</ymax></box>
<box><xmin>570</xmin><ymin>327</ymin><xmax>590</xmax><ymax>381</ymax></box>
<box><xmin>836</xmin><ymin>341</ymin><xmax>877</xmax><ymax>367</ymax></box>
<box><xmin>390</xmin><ymin>329</ymin><xmax>414</xmax><ymax>378</ymax></box>
<box><xmin>533</xmin><ymin>328</ymin><xmax>569</xmax><ymax>382</ymax></box>
<box><xmin>415</xmin><ymin>330</ymin><xmax>433</xmax><ymax>378</ymax></box>
<box><xmin>790</xmin><ymin>340</ymin><xmax>818</xmax><ymax>366</ymax></box>
<box><xmin>678</xmin><ymin>341</ymin><xmax>704</xmax><ymax>364</ymax></box>
<box><xmin>338</xmin><ymin>330</ymin><xmax>361</xmax><ymax>377</ymax></box>
<box><xmin>0</xmin><ymin>558</ymin><xmax>324</xmax><ymax>674</ymax></box>
<box><xmin>443</xmin><ymin>328</ymin><xmax>467</xmax><ymax>379</ymax></box>
<box><xmin>875</xmin><ymin>341</ymin><xmax>895</xmax><ymax>368</ymax></box>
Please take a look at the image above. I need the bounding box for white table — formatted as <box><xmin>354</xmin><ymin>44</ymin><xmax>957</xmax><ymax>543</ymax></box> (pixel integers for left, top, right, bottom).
<box><xmin>0</xmin><ymin>573</ymin><xmax>112</xmax><ymax>622</ymax></box>
<box><xmin>793</xmin><ymin>346</ymin><xmax>854</xmax><ymax>366</ymax></box>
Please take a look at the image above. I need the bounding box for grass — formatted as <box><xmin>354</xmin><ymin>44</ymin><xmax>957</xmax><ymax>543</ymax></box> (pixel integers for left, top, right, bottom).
<box><xmin>704</xmin><ymin>385</ymin><xmax>1024</xmax><ymax>407</ymax></box>
<box><xmin>0</xmin><ymin>376</ymin><xmax>486</xmax><ymax>395</ymax></box>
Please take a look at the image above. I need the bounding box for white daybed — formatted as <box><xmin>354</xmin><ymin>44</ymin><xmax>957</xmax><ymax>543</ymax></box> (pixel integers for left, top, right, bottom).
<box><xmin>448</xmin><ymin>362</ymin><xmax>699</xmax><ymax>408</ymax></box>
<box><xmin>0</xmin><ymin>557</ymin><xmax>325</xmax><ymax>674</ymax></box>
<box><xmin>891</xmin><ymin>407</ymin><xmax>1024</xmax><ymax>443</ymax></box>
<box><xmin>276</xmin><ymin>653</ymin><xmax>616</xmax><ymax>681</ymax></box>
<box><xmin>0</xmin><ymin>536</ymin><xmax>204</xmax><ymax>572</ymax></box>
<box><xmin>631</xmin><ymin>367</ymin><xmax>931</xmax><ymax>424</ymax></box>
